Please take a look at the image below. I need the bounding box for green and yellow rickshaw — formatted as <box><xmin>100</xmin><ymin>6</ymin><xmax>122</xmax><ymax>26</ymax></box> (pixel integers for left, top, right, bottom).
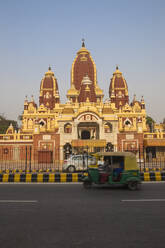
<box><xmin>82</xmin><ymin>152</ymin><xmax>141</xmax><ymax>190</ymax></box>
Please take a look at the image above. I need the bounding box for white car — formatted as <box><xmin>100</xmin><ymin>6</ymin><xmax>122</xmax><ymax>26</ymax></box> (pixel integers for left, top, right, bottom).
<box><xmin>63</xmin><ymin>154</ymin><xmax>96</xmax><ymax>173</ymax></box>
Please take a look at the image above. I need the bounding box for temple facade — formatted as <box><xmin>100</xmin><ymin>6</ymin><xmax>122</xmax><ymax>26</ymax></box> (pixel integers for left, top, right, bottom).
<box><xmin>1</xmin><ymin>41</ymin><xmax>164</xmax><ymax>167</ymax></box>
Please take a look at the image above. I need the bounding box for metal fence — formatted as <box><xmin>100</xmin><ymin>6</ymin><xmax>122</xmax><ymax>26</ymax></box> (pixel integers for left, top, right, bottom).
<box><xmin>0</xmin><ymin>146</ymin><xmax>61</xmax><ymax>172</ymax></box>
<box><xmin>138</xmin><ymin>158</ymin><xmax>165</xmax><ymax>171</ymax></box>
<box><xmin>0</xmin><ymin>145</ymin><xmax>165</xmax><ymax>172</ymax></box>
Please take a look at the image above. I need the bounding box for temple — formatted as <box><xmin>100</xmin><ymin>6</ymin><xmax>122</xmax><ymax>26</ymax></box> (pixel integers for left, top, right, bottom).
<box><xmin>0</xmin><ymin>41</ymin><xmax>165</xmax><ymax>166</ymax></box>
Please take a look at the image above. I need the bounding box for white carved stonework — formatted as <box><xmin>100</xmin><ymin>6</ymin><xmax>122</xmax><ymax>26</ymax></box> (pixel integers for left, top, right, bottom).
<box><xmin>78</xmin><ymin>115</ymin><xmax>84</xmax><ymax>121</ymax></box>
<box><xmin>78</xmin><ymin>114</ymin><xmax>98</xmax><ymax>122</ymax></box>
<box><xmin>92</xmin><ymin>115</ymin><xmax>97</xmax><ymax>121</ymax></box>
<box><xmin>43</xmin><ymin>135</ymin><xmax>51</xmax><ymax>140</ymax></box>
<box><xmin>126</xmin><ymin>134</ymin><xmax>134</xmax><ymax>140</ymax></box>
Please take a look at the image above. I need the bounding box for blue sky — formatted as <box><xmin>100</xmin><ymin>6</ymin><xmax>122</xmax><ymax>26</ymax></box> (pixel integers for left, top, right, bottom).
<box><xmin>0</xmin><ymin>0</ymin><xmax>165</xmax><ymax>123</ymax></box>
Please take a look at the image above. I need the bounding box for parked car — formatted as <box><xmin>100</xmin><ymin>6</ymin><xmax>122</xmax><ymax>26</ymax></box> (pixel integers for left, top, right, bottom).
<box><xmin>63</xmin><ymin>154</ymin><xmax>96</xmax><ymax>173</ymax></box>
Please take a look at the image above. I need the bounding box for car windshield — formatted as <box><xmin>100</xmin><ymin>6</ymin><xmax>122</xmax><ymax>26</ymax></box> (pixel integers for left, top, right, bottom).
<box><xmin>69</xmin><ymin>155</ymin><xmax>96</xmax><ymax>163</ymax></box>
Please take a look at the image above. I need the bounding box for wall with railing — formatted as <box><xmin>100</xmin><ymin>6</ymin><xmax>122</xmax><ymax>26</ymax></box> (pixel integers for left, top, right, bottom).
<box><xmin>0</xmin><ymin>145</ymin><xmax>165</xmax><ymax>172</ymax></box>
<box><xmin>0</xmin><ymin>133</ymin><xmax>33</xmax><ymax>141</ymax></box>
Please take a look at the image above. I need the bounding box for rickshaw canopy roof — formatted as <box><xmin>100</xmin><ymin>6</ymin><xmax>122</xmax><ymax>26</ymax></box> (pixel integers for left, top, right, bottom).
<box><xmin>94</xmin><ymin>152</ymin><xmax>138</xmax><ymax>170</ymax></box>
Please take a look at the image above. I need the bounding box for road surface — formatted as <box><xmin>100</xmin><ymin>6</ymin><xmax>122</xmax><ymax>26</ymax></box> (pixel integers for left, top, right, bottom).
<box><xmin>0</xmin><ymin>182</ymin><xmax>165</xmax><ymax>248</ymax></box>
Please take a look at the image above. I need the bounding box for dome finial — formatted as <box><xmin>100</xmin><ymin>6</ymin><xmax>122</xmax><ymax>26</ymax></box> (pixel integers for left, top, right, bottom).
<box><xmin>82</xmin><ymin>38</ymin><xmax>85</xmax><ymax>47</ymax></box>
<box><xmin>116</xmin><ymin>65</ymin><xmax>119</xmax><ymax>70</ymax></box>
<box><xmin>48</xmin><ymin>65</ymin><xmax>51</xmax><ymax>71</ymax></box>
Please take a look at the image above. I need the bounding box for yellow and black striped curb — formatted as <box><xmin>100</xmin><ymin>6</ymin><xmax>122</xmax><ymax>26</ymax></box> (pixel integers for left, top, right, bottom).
<box><xmin>141</xmin><ymin>172</ymin><xmax>165</xmax><ymax>181</ymax></box>
<box><xmin>0</xmin><ymin>173</ymin><xmax>88</xmax><ymax>183</ymax></box>
<box><xmin>0</xmin><ymin>168</ymin><xmax>164</xmax><ymax>174</ymax></box>
<box><xmin>0</xmin><ymin>172</ymin><xmax>165</xmax><ymax>183</ymax></box>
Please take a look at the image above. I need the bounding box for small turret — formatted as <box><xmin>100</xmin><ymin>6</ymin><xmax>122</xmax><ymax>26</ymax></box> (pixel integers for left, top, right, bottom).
<box><xmin>24</xmin><ymin>96</ymin><xmax>28</xmax><ymax>110</ymax></box>
<box><xmin>141</xmin><ymin>96</ymin><xmax>145</xmax><ymax>109</ymax></box>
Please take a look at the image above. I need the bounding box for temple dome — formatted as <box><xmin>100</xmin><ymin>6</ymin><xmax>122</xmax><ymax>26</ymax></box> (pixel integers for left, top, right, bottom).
<box><xmin>77</xmin><ymin>39</ymin><xmax>90</xmax><ymax>55</ymax></box>
<box><xmin>71</xmin><ymin>41</ymin><xmax>96</xmax><ymax>91</ymax></box>
<box><xmin>42</xmin><ymin>67</ymin><xmax>56</xmax><ymax>89</ymax></box>
<box><xmin>109</xmin><ymin>66</ymin><xmax>129</xmax><ymax>109</ymax></box>
<box><xmin>39</xmin><ymin>67</ymin><xmax>60</xmax><ymax>109</ymax></box>
<box><xmin>110</xmin><ymin>66</ymin><xmax>127</xmax><ymax>89</ymax></box>
<box><xmin>77</xmin><ymin>45</ymin><xmax>90</xmax><ymax>55</ymax></box>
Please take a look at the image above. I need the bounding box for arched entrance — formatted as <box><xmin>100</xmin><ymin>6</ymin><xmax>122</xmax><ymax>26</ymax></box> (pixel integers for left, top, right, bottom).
<box><xmin>81</xmin><ymin>130</ymin><xmax>90</xmax><ymax>140</ymax></box>
<box><xmin>77</xmin><ymin>122</ymin><xmax>99</xmax><ymax>140</ymax></box>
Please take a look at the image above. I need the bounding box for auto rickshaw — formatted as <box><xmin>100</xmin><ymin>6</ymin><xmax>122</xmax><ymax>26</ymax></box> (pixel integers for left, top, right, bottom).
<box><xmin>82</xmin><ymin>152</ymin><xmax>141</xmax><ymax>190</ymax></box>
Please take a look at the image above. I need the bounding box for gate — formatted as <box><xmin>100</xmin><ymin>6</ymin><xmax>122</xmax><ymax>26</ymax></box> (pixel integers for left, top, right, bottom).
<box><xmin>38</xmin><ymin>151</ymin><xmax>53</xmax><ymax>163</ymax></box>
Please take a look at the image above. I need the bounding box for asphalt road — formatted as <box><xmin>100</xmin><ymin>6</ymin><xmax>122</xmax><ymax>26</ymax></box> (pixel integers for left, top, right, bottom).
<box><xmin>0</xmin><ymin>183</ymin><xmax>165</xmax><ymax>248</ymax></box>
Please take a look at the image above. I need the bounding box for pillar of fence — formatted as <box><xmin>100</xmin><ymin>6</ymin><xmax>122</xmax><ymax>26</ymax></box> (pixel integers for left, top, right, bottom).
<box><xmin>29</xmin><ymin>146</ymin><xmax>32</xmax><ymax>172</ymax></box>
<box><xmin>143</xmin><ymin>146</ymin><xmax>146</xmax><ymax>171</ymax></box>
<box><xmin>25</xmin><ymin>146</ymin><xmax>27</xmax><ymax>172</ymax></box>
<box><xmin>138</xmin><ymin>148</ymin><xmax>142</xmax><ymax>171</ymax></box>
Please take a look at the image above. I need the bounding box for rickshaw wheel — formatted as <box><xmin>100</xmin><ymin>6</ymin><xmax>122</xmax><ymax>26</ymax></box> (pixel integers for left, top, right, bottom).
<box><xmin>83</xmin><ymin>181</ymin><xmax>92</xmax><ymax>189</ymax></box>
<box><xmin>128</xmin><ymin>181</ymin><xmax>138</xmax><ymax>191</ymax></box>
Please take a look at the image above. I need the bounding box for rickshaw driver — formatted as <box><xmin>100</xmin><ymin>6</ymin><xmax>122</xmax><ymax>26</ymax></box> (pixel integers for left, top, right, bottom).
<box><xmin>98</xmin><ymin>158</ymin><xmax>111</xmax><ymax>172</ymax></box>
<box><xmin>98</xmin><ymin>157</ymin><xmax>104</xmax><ymax>167</ymax></box>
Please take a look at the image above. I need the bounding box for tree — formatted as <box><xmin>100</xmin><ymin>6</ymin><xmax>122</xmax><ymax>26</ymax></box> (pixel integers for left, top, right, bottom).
<box><xmin>0</xmin><ymin>114</ymin><xmax>19</xmax><ymax>134</ymax></box>
<box><xmin>146</xmin><ymin>116</ymin><xmax>155</xmax><ymax>132</ymax></box>
<box><xmin>18</xmin><ymin>111</ymin><xmax>23</xmax><ymax>121</ymax></box>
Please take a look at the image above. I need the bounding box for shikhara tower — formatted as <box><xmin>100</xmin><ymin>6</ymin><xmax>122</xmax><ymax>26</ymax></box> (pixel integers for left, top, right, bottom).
<box><xmin>67</xmin><ymin>40</ymin><xmax>103</xmax><ymax>103</ymax></box>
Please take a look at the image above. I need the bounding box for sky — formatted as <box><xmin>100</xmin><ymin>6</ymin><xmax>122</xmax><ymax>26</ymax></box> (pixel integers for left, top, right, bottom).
<box><xmin>0</xmin><ymin>0</ymin><xmax>165</xmax><ymax>123</ymax></box>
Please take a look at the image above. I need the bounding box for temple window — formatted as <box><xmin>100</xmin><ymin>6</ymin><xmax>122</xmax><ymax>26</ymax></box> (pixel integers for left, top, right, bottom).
<box><xmin>39</xmin><ymin>119</ymin><xmax>46</xmax><ymax>127</ymax></box>
<box><xmin>64</xmin><ymin>123</ymin><xmax>72</xmax><ymax>133</ymax></box>
<box><xmin>124</xmin><ymin>119</ymin><xmax>132</xmax><ymax>127</ymax></box>
<box><xmin>104</xmin><ymin>122</ymin><xmax>113</xmax><ymax>133</ymax></box>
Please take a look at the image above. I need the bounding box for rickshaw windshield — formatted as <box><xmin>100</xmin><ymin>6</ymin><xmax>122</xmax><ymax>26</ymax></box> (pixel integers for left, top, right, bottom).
<box><xmin>96</xmin><ymin>155</ymin><xmax>124</xmax><ymax>169</ymax></box>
